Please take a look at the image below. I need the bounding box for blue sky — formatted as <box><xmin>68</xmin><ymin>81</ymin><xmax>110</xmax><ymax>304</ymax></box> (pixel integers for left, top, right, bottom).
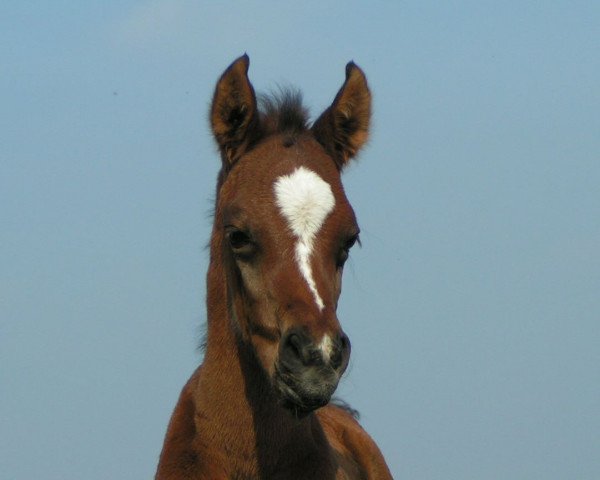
<box><xmin>1</xmin><ymin>1</ymin><xmax>599</xmax><ymax>478</ymax></box>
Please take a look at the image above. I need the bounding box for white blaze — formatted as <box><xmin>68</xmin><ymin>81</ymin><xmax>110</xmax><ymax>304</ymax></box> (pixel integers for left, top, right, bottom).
<box><xmin>274</xmin><ymin>167</ymin><xmax>335</xmax><ymax>311</ymax></box>
<box><xmin>318</xmin><ymin>334</ymin><xmax>334</xmax><ymax>361</ymax></box>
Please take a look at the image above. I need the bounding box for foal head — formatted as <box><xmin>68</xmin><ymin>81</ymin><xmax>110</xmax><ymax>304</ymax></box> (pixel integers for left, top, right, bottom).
<box><xmin>209</xmin><ymin>55</ymin><xmax>371</xmax><ymax>414</ymax></box>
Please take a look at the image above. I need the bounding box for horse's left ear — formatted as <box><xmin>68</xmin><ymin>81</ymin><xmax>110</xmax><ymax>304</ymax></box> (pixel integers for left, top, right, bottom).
<box><xmin>312</xmin><ymin>62</ymin><xmax>371</xmax><ymax>170</ymax></box>
<box><xmin>210</xmin><ymin>54</ymin><xmax>260</xmax><ymax>170</ymax></box>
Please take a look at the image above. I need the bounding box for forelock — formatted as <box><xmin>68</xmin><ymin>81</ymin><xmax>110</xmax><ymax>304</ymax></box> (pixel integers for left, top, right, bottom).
<box><xmin>259</xmin><ymin>88</ymin><xmax>309</xmax><ymax>136</ymax></box>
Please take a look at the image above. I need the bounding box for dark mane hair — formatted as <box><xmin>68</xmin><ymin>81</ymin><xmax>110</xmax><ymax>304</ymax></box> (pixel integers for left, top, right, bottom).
<box><xmin>259</xmin><ymin>88</ymin><xmax>309</xmax><ymax>136</ymax></box>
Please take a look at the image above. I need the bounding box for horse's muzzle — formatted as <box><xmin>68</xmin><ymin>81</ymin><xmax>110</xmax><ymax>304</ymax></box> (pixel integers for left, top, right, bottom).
<box><xmin>274</xmin><ymin>328</ymin><xmax>351</xmax><ymax>413</ymax></box>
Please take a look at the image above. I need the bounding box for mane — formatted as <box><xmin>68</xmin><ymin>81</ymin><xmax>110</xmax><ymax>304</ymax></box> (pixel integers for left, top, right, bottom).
<box><xmin>259</xmin><ymin>88</ymin><xmax>310</xmax><ymax>137</ymax></box>
<box><xmin>330</xmin><ymin>397</ymin><xmax>360</xmax><ymax>420</ymax></box>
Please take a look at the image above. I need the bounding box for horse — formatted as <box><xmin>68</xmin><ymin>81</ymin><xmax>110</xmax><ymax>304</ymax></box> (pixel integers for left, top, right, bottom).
<box><xmin>155</xmin><ymin>55</ymin><xmax>392</xmax><ymax>480</ymax></box>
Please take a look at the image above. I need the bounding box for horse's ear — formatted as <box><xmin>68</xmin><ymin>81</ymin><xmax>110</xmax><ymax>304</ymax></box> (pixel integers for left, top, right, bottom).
<box><xmin>312</xmin><ymin>62</ymin><xmax>371</xmax><ymax>170</ymax></box>
<box><xmin>210</xmin><ymin>54</ymin><xmax>260</xmax><ymax>169</ymax></box>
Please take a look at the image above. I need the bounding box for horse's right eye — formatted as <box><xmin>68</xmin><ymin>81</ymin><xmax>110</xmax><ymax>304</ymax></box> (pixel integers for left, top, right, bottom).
<box><xmin>226</xmin><ymin>229</ymin><xmax>255</xmax><ymax>257</ymax></box>
<box><xmin>229</xmin><ymin>230</ymin><xmax>250</xmax><ymax>248</ymax></box>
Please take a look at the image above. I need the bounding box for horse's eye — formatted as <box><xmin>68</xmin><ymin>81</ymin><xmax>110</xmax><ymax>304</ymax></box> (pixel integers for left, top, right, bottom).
<box><xmin>226</xmin><ymin>229</ymin><xmax>255</xmax><ymax>257</ymax></box>
<box><xmin>337</xmin><ymin>234</ymin><xmax>359</xmax><ymax>268</ymax></box>
<box><xmin>344</xmin><ymin>235</ymin><xmax>359</xmax><ymax>251</ymax></box>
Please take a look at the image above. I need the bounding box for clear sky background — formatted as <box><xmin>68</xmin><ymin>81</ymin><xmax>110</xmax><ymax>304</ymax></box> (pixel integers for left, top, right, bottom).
<box><xmin>1</xmin><ymin>1</ymin><xmax>599</xmax><ymax>479</ymax></box>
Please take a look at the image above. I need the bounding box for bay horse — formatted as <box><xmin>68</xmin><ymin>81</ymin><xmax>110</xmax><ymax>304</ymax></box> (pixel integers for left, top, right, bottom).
<box><xmin>156</xmin><ymin>55</ymin><xmax>392</xmax><ymax>479</ymax></box>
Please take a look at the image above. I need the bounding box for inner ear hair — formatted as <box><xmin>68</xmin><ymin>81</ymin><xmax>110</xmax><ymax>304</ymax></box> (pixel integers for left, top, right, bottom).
<box><xmin>312</xmin><ymin>62</ymin><xmax>372</xmax><ymax>170</ymax></box>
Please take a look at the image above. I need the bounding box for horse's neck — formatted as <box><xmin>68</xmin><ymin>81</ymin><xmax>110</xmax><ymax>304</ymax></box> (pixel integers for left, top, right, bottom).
<box><xmin>196</xmin><ymin>260</ymin><xmax>323</xmax><ymax>466</ymax></box>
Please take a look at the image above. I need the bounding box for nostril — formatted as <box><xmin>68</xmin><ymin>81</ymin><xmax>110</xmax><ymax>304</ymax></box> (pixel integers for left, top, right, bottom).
<box><xmin>330</xmin><ymin>350</ymin><xmax>342</xmax><ymax>370</ymax></box>
<box><xmin>330</xmin><ymin>333</ymin><xmax>350</xmax><ymax>371</ymax></box>
<box><xmin>340</xmin><ymin>333</ymin><xmax>350</xmax><ymax>353</ymax></box>
<box><xmin>282</xmin><ymin>330</ymin><xmax>332</xmax><ymax>368</ymax></box>
<box><xmin>281</xmin><ymin>331</ymin><xmax>313</xmax><ymax>367</ymax></box>
<box><xmin>287</xmin><ymin>334</ymin><xmax>302</xmax><ymax>358</ymax></box>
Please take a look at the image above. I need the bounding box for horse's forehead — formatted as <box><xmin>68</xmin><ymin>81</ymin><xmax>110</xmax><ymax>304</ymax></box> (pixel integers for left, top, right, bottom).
<box><xmin>225</xmin><ymin>138</ymin><xmax>345</xmax><ymax>205</ymax></box>
<box><xmin>273</xmin><ymin>166</ymin><xmax>336</xmax><ymax>236</ymax></box>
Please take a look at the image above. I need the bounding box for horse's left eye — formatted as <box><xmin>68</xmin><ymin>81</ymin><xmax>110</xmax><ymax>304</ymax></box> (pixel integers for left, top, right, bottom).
<box><xmin>337</xmin><ymin>234</ymin><xmax>359</xmax><ymax>268</ymax></box>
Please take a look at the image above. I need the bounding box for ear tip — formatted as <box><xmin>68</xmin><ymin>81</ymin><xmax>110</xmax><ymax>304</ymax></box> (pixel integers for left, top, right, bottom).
<box><xmin>345</xmin><ymin>61</ymin><xmax>356</xmax><ymax>76</ymax></box>
<box><xmin>345</xmin><ymin>61</ymin><xmax>367</xmax><ymax>82</ymax></box>
<box><xmin>226</xmin><ymin>54</ymin><xmax>250</xmax><ymax>76</ymax></box>
<box><xmin>239</xmin><ymin>53</ymin><xmax>250</xmax><ymax>71</ymax></box>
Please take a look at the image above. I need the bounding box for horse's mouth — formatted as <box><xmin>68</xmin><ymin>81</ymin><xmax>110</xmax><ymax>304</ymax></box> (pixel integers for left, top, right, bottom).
<box><xmin>274</xmin><ymin>365</ymin><xmax>340</xmax><ymax>415</ymax></box>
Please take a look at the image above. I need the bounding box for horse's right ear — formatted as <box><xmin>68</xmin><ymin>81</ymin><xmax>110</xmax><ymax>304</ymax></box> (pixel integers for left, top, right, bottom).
<box><xmin>210</xmin><ymin>54</ymin><xmax>260</xmax><ymax>169</ymax></box>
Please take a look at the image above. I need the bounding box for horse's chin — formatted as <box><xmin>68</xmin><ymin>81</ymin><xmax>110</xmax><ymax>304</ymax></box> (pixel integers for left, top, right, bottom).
<box><xmin>278</xmin><ymin>384</ymin><xmax>330</xmax><ymax>416</ymax></box>
<box><xmin>273</xmin><ymin>367</ymin><xmax>339</xmax><ymax>416</ymax></box>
